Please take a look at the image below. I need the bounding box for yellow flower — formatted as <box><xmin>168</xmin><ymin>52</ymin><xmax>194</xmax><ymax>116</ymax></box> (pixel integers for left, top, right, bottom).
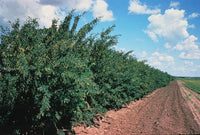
<box><xmin>19</xmin><ymin>47</ymin><xmax>25</xmax><ymax>52</ymax></box>
<box><xmin>45</xmin><ymin>67</ymin><xmax>51</xmax><ymax>72</ymax></box>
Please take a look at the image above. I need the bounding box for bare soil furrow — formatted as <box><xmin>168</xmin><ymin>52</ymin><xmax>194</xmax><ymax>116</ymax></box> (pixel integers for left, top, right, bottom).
<box><xmin>178</xmin><ymin>81</ymin><xmax>200</xmax><ymax>127</ymax></box>
<box><xmin>74</xmin><ymin>81</ymin><xmax>200</xmax><ymax>134</ymax></box>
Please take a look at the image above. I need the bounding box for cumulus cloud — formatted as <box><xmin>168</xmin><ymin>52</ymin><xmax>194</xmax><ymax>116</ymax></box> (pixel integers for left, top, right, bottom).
<box><xmin>0</xmin><ymin>0</ymin><xmax>114</xmax><ymax>27</ymax></box>
<box><xmin>173</xmin><ymin>35</ymin><xmax>198</xmax><ymax>51</ymax></box>
<box><xmin>147</xmin><ymin>52</ymin><xmax>175</xmax><ymax>68</ymax></box>
<box><xmin>92</xmin><ymin>0</ymin><xmax>114</xmax><ymax>21</ymax></box>
<box><xmin>70</xmin><ymin>0</ymin><xmax>92</xmax><ymax>11</ymax></box>
<box><xmin>38</xmin><ymin>0</ymin><xmax>66</xmax><ymax>7</ymax></box>
<box><xmin>65</xmin><ymin>0</ymin><xmax>93</xmax><ymax>11</ymax></box>
<box><xmin>170</xmin><ymin>1</ymin><xmax>180</xmax><ymax>8</ymax></box>
<box><xmin>145</xmin><ymin>8</ymin><xmax>189</xmax><ymax>42</ymax></box>
<box><xmin>128</xmin><ymin>0</ymin><xmax>160</xmax><ymax>15</ymax></box>
<box><xmin>139</xmin><ymin>51</ymin><xmax>147</xmax><ymax>58</ymax></box>
<box><xmin>198</xmin><ymin>65</ymin><xmax>200</xmax><ymax>70</ymax></box>
<box><xmin>184</xmin><ymin>61</ymin><xmax>194</xmax><ymax>66</ymax></box>
<box><xmin>171</xmin><ymin>65</ymin><xmax>198</xmax><ymax>76</ymax></box>
<box><xmin>189</xmin><ymin>13</ymin><xmax>200</xmax><ymax>19</ymax></box>
<box><xmin>173</xmin><ymin>35</ymin><xmax>200</xmax><ymax>60</ymax></box>
<box><xmin>152</xmin><ymin>52</ymin><xmax>174</xmax><ymax>63</ymax></box>
<box><xmin>39</xmin><ymin>0</ymin><xmax>93</xmax><ymax>11</ymax></box>
<box><xmin>39</xmin><ymin>0</ymin><xmax>114</xmax><ymax>21</ymax></box>
<box><xmin>148</xmin><ymin>57</ymin><xmax>162</xmax><ymax>67</ymax></box>
<box><xmin>164</xmin><ymin>43</ymin><xmax>171</xmax><ymax>49</ymax></box>
<box><xmin>0</xmin><ymin>0</ymin><xmax>66</xmax><ymax>27</ymax></box>
<box><xmin>144</xmin><ymin>31</ymin><xmax>158</xmax><ymax>42</ymax></box>
<box><xmin>179</xmin><ymin>50</ymin><xmax>200</xmax><ymax>59</ymax></box>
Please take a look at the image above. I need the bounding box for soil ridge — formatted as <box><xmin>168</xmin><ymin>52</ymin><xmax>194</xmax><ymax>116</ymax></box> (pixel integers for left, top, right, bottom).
<box><xmin>74</xmin><ymin>80</ymin><xmax>200</xmax><ymax>134</ymax></box>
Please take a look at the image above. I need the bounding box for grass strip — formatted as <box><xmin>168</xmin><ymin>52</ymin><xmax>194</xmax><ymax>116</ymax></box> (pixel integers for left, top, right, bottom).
<box><xmin>182</xmin><ymin>89</ymin><xmax>193</xmax><ymax>103</ymax></box>
<box><xmin>183</xmin><ymin>80</ymin><xmax>200</xmax><ymax>94</ymax></box>
<box><xmin>194</xmin><ymin>104</ymin><xmax>200</xmax><ymax>112</ymax></box>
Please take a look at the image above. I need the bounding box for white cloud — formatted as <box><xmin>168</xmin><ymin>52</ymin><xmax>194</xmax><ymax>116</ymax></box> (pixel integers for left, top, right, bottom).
<box><xmin>39</xmin><ymin>0</ymin><xmax>67</xmax><ymax>7</ymax></box>
<box><xmin>128</xmin><ymin>0</ymin><xmax>160</xmax><ymax>15</ymax></box>
<box><xmin>171</xmin><ymin>65</ymin><xmax>198</xmax><ymax>76</ymax></box>
<box><xmin>148</xmin><ymin>57</ymin><xmax>162</xmax><ymax>66</ymax></box>
<box><xmin>0</xmin><ymin>0</ymin><xmax>114</xmax><ymax>28</ymax></box>
<box><xmin>66</xmin><ymin>0</ymin><xmax>93</xmax><ymax>11</ymax></box>
<box><xmin>197</xmin><ymin>65</ymin><xmax>200</xmax><ymax>70</ymax></box>
<box><xmin>152</xmin><ymin>52</ymin><xmax>159</xmax><ymax>56</ymax></box>
<box><xmin>139</xmin><ymin>51</ymin><xmax>147</xmax><ymax>58</ymax></box>
<box><xmin>92</xmin><ymin>0</ymin><xmax>114</xmax><ymax>21</ymax></box>
<box><xmin>39</xmin><ymin>0</ymin><xmax>114</xmax><ymax>21</ymax></box>
<box><xmin>174</xmin><ymin>62</ymin><xmax>200</xmax><ymax>76</ymax></box>
<box><xmin>39</xmin><ymin>0</ymin><xmax>93</xmax><ymax>11</ymax></box>
<box><xmin>0</xmin><ymin>0</ymin><xmax>66</xmax><ymax>27</ymax></box>
<box><xmin>184</xmin><ymin>61</ymin><xmax>194</xmax><ymax>66</ymax></box>
<box><xmin>148</xmin><ymin>52</ymin><xmax>175</xmax><ymax>68</ymax></box>
<box><xmin>179</xmin><ymin>50</ymin><xmax>200</xmax><ymax>59</ymax></box>
<box><xmin>145</xmin><ymin>8</ymin><xmax>189</xmax><ymax>42</ymax></box>
<box><xmin>152</xmin><ymin>52</ymin><xmax>174</xmax><ymax>63</ymax></box>
<box><xmin>144</xmin><ymin>31</ymin><xmax>158</xmax><ymax>42</ymax></box>
<box><xmin>173</xmin><ymin>35</ymin><xmax>200</xmax><ymax>60</ymax></box>
<box><xmin>173</xmin><ymin>35</ymin><xmax>198</xmax><ymax>51</ymax></box>
<box><xmin>164</xmin><ymin>43</ymin><xmax>171</xmax><ymax>49</ymax></box>
<box><xmin>189</xmin><ymin>13</ymin><xmax>200</xmax><ymax>19</ymax></box>
<box><xmin>170</xmin><ymin>1</ymin><xmax>180</xmax><ymax>8</ymax></box>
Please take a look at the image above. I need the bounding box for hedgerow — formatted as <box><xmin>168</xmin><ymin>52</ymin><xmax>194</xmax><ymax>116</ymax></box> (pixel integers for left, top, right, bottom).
<box><xmin>0</xmin><ymin>11</ymin><xmax>174</xmax><ymax>134</ymax></box>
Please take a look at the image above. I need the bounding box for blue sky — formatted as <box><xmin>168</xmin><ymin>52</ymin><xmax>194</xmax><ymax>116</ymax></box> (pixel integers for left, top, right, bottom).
<box><xmin>0</xmin><ymin>0</ymin><xmax>200</xmax><ymax>77</ymax></box>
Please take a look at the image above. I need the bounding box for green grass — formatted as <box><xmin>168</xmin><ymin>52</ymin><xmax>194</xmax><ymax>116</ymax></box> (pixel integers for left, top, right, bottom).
<box><xmin>186</xmin><ymin>92</ymin><xmax>193</xmax><ymax>103</ymax></box>
<box><xmin>178</xmin><ymin>78</ymin><xmax>200</xmax><ymax>94</ymax></box>
<box><xmin>182</xmin><ymin>89</ymin><xmax>187</xmax><ymax>96</ymax></box>
<box><xmin>195</xmin><ymin>95</ymin><xmax>200</xmax><ymax>101</ymax></box>
<box><xmin>182</xmin><ymin>89</ymin><xmax>193</xmax><ymax>103</ymax></box>
<box><xmin>194</xmin><ymin>104</ymin><xmax>200</xmax><ymax>112</ymax></box>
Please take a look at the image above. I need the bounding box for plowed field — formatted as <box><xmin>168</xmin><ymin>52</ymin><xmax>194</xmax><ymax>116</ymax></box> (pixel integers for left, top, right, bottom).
<box><xmin>74</xmin><ymin>80</ymin><xmax>200</xmax><ymax>134</ymax></box>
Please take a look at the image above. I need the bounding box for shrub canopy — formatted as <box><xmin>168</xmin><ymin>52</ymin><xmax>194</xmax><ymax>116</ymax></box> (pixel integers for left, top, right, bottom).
<box><xmin>0</xmin><ymin>11</ymin><xmax>174</xmax><ymax>134</ymax></box>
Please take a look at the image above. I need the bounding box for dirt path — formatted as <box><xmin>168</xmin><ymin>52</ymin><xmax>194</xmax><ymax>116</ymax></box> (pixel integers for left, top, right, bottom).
<box><xmin>73</xmin><ymin>81</ymin><xmax>200</xmax><ymax>134</ymax></box>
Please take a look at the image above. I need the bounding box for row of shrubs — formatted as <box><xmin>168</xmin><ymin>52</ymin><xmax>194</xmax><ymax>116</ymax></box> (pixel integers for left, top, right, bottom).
<box><xmin>0</xmin><ymin>11</ymin><xmax>174</xmax><ymax>134</ymax></box>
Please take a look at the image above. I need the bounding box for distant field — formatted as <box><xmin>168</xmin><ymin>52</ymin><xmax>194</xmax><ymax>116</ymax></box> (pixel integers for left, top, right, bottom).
<box><xmin>178</xmin><ymin>78</ymin><xmax>200</xmax><ymax>94</ymax></box>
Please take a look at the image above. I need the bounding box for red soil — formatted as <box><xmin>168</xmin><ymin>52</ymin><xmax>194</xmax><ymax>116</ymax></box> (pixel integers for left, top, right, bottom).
<box><xmin>178</xmin><ymin>81</ymin><xmax>200</xmax><ymax>126</ymax></box>
<box><xmin>73</xmin><ymin>80</ymin><xmax>200</xmax><ymax>134</ymax></box>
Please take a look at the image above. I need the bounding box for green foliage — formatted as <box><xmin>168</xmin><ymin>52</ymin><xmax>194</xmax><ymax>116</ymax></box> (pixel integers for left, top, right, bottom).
<box><xmin>182</xmin><ymin>79</ymin><xmax>200</xmax><ymax>94</ymax></box>
<box><xmin>0</xmin><ymin>11</ymin><xmax>174</xmax><ymax>134</ymax></box>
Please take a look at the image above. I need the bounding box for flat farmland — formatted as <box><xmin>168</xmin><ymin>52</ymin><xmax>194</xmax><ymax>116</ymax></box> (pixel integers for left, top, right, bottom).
<box><xmin>74</xmin><ymin>80</ymin><xmax>200</xmax><ymax>134</ymax></box>
<box><xmin>180</xmin><ymin>78</ymin><xmax>200</xmax><ymax>94</ymax></box>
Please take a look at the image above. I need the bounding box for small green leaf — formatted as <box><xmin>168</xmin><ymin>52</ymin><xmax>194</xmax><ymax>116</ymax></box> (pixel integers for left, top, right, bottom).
<box><xmin>55</xmin><ymin>111</ymin><xmax>61</xmax><ymax>120</ymax></box>
<box><xmin>57</xmin><ymin>129</ymin><xmax>65</xmax><ymax>135</ymax></box>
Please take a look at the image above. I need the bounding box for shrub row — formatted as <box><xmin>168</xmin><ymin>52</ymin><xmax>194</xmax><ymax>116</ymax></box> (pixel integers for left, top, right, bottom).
<box><xmin>0</xmin><ymin>11</ymin><xmax>174</xmax><ymax>134</ymax></box>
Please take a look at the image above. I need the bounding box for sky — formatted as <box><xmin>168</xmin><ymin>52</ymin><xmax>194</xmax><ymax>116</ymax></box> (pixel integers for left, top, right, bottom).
<box><xmin>0</xmin><ymin>0</ymin><xmax>200</xmax><ymax>77</ymax></box>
